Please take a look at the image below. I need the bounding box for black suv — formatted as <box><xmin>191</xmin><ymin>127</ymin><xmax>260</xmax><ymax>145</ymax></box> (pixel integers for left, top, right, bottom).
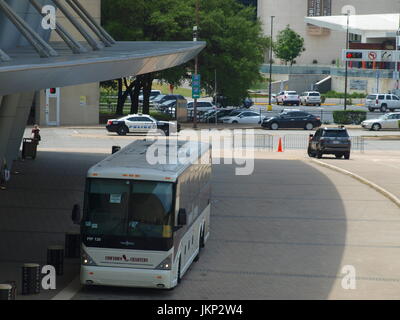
<box><xmin>308</xmin><ymin>127</ymin><xmax>351</xmax><ymax>159</ymax></box>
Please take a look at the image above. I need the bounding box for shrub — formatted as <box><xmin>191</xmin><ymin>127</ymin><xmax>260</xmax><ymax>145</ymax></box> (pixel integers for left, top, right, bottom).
<box><xmin>333</xmin><ymin>110</ymin><xmax>367</xmax><ymax>125</ymax></box>
<box><xmin>150</xmin><ymin>111</ymin><xmax>174</xmax><ymax>121</ymax></box>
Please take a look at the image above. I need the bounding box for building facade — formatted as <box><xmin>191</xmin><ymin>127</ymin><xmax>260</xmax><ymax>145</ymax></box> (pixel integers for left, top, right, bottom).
<box><xmin>34</xmin><ymin>0</ymin><xmax>101</xmax><ymax>126</ymax></box>
<box><xmin>258</xmin><ymin>0</ymin><xmax>400</xmax><ymax>66</ymax></box>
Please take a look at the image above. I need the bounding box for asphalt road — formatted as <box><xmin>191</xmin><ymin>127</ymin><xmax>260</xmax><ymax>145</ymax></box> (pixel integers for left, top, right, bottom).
<box><xmin>1</xmin><ymin>128</ymin><xmax>399</xmax><ymax>300</ymax></box>
<box><xmin>72</xmin><ymin>155</ymin><xmax>400</xmax><ymax>300</ymax></box>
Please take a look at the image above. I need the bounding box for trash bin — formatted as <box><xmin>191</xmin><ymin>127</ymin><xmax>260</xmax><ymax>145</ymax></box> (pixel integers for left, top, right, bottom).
<box><xmin>65</xmin><ymin>232</ymin><xmax>81</xmax><ymax>259</ymax></box>
<box><xmin>47</xmin><ymin>246</ymin><xmax>64</xmax><ymax>276</ymax></box>
<box><xmin>21</xmin><ymin>263</ymin><xmax>41</xmax><ymax>295</ymax></box>
<box><xmin>0</xmin><ymin>284</ymin><xmax>12</xmax><ymax>300</ymax></box>
<box><xmin>2</xmin><ymin>281</ymin><xmax>17</xmax><ymax>300</ymax></box>
<box><xmin>112</xmin><ymin>146</ymin><xmax>121</xmax><ymax>154</ymax></box>
<box><xmin>22</xmin><ymin>138</ymin><xmax>37</xmax><ymax>159</ymax></box>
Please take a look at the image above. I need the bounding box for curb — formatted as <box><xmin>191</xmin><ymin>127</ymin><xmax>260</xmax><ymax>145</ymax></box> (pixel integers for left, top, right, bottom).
<box><xmin>310</xmin><ymin>159</ymin><xmax>400</xmax><ymax>209</ymax></box>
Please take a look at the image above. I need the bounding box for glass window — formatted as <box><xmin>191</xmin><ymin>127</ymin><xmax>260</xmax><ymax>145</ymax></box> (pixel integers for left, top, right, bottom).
<box><xmin>127</xmin><ymin>182</ymin><xmax>173</xmax><ymax>238</ymax></box>
<box><xmin>127</xmin><ymin>117</ymin><xmax>141</xmax><ymax>122</ymax></box>
<box><xmin>386</xmin><ymin>95</ymin><xmax>392</xmax><ymax>100</ymax></box>
<box><xmin>322</xmin><ymin>130</ymin><xmax>349</xmax><ymax>137</ymax></box>
<box><xmin>84</xmin><ymin>179</ymin><xmax>130</xmax><ymax>237</ymax></box>
<box><xmin>83</xmin><ymin>179</ymin><xmax>174</xmax><ymax>239</ymax></box>
<box><xmin>393</xmin><ymin>95</ymin><xmax>399</xmax><ymax>100</ymax></box>
<box><xmin>309</xmin><ymin>92</ymin><xmax>320</xmax><ymax>96</ymax></box>
<box><xmin>378</xmin><ymin>95</ymin><xmax>385</xmax><ymax>100</ymax></box>
<box><xmin>367</xmin><ymin>95</ymin><xmax>377</xmax><ymax>100</ymax></box>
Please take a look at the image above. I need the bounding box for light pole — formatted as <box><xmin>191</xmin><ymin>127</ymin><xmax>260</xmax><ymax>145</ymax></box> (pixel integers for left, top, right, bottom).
<box><xmin>193</xmin><ymin>0</ymin><xmax>200</xmax><ymax>129</ymax></box>
<box><xmin>344</xmin><ymin>12</ymin><xmax>350</xmax><ymax>111</ymax></box>
<box><xmin>268</xmin><ymin>16</ymin><xmax>275</xmax><ymax>109</ymax></box>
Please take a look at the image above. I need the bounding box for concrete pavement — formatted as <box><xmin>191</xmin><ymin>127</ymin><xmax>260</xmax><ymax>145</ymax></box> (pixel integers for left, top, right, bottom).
<box><xmin>309</xmin><ymin>151</ymin><xmax>400</xmax><ymax>201</ymax></box>
<box><xmin>0</xmin><ymin>128</ymin><xmax>399</xmax><ymax>300</ymax></box>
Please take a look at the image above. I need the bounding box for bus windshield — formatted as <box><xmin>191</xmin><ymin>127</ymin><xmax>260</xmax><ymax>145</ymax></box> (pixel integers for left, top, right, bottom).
<box><xmin>82</xmin><ymin>179</ymin><xmax>174</xmax><ymax>239</ymax></box>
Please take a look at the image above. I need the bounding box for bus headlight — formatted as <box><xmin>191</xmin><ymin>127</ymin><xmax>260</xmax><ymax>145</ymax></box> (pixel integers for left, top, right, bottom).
<box><xmin>82</xmin><ymin>250</ymin><xmax>97</xmax><ymax>266</ymax></box>
<box><xmin>155</xmin><ymin>255</ymin><xmax>172</xmax><ymax>270</ymax></box>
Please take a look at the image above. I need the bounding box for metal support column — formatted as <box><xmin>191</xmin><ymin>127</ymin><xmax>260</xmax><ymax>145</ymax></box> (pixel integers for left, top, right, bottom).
<box><xmin>0</xmin><ymin>0</ymin><xmax>58</xmax><ymax>58</ymax></box>
<box><xmin>52</xmin><ymin>0</ymin><xmax>104</xmax><ymax>51</ymax></box>
<box><xmin>6</xmin><ymin>92</ymin><xmax>35</xmax><ymax>165</ymax></box>
<box><xmin>0</xmin><ymin>94</ymin><xmax>21</xmax><ymax>170</ymax></box>
<box><xmin>29</xmin><ymin>0</ymin><xmax>87</xmax><ymax>54</ymax></box>
<box><xmin>0</xmin><ymin>49</ymin><xmax>11</xmax><ymax>62</ymax></box>
<box><xmin>68</xmin><ymin>0</ymin><xmax>117</xmax><ymax>45</ymax></box>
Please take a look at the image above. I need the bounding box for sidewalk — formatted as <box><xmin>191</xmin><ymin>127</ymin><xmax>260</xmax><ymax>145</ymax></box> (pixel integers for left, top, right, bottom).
<box><xmin>312</xmin><ymin>151</ymin><xmax>400</xmax><ymax>201</ymax></box>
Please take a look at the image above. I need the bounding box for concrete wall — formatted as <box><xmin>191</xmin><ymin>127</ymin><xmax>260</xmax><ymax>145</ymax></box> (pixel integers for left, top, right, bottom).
<box><xmin>258</xmin><ymin>0</ymin><xmax>399</xmax><ymax>66</ymax></box>
<box><xmin>37</xmin><ymin>82</ymin><xmax>100</xmax><ymax>126</ymax></box>
<box><xmin>332</xmin><ymin>76</ymin><xmax>395</xmax><ymax>95</ymax></box>
<box><xmin>46</xmin><ymin>0</ymin><xmax>101</xmax><ymax>126</ymax></box>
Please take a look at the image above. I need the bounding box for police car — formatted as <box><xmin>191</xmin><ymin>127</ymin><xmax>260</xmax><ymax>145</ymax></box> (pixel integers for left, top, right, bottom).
<box><xmin>106</xmin><ymin>114</ymin><xmax>179</xmax><ymax>136</ymax></box>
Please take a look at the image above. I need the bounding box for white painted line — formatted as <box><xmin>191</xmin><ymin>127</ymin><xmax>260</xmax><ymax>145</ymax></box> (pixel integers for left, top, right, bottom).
<box><xmin>51</xmin><ymin>276</ymin><xmax>81</xmax><ymax>300</ymax></box>
<box><xmin>310</xmin><ymin>159</ymin><xmax>400</xmax><ymax>209</ymax></box>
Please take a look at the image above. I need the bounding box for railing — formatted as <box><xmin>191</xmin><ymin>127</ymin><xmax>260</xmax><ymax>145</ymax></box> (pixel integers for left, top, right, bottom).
<box><xmin>209</xmin><ymin>133</ymin><xmax>274</xmax><ymax>151</ymax></box>
<box><xmin>281</xmin><ymin>135</ymin><xmax>365</xmax><ymax>152</ymax></box>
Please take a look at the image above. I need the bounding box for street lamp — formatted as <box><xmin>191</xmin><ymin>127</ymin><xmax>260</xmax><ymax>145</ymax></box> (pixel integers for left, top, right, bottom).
<box><xmin>344</xmin><ymin>12</ymin><xmax>350</xmax><ymax>111</ymax></box>
<box><xmin>268</xmin><ymin>16</ymin><xmax>275</xmax><ymax>108</ymax></box>
<box><xmin>193</xmin><ymin>0</ymin><xmax>200</xmax><ymax>129</ymax></box>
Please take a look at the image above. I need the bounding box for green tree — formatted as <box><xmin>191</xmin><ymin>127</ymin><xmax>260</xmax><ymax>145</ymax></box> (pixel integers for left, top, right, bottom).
<box><xmin>102</xmin><ymin>0</ymin><xmax>269</xmax><ymax>110</ymax></box>
<box><xmin>197</xmin><ymin>0</ymin><xmax>269</xmax><ymax>105</ymax></box>
<box><xmin>273</xmin><ymin>25</ymin><xmax>305</xmax><ymax>66</ymax></box>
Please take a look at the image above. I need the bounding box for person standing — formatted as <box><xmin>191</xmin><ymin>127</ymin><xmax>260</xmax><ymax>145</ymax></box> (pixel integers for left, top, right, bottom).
<box><xmin>31</xmin><ymin>125</ymin><xmax>41</xmax><ymax>145</ymax></box>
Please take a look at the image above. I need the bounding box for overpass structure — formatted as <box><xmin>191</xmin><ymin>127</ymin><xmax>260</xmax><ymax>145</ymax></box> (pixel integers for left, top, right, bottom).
<box><xmin>0</xmin><ymin>0</ymin><xmax>205</xmax><ymax>174</ymax></box>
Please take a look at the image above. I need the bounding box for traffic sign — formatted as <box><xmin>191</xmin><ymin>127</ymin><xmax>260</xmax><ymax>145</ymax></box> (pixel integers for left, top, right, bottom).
<box><xmin>192</xmin><ymin>74</ymin><xmax>201</xmax><ymax>99</ymax></box>
<box><xmin>368</xmin><ymin>51</ymin><xmax>377</xmax><ymax>61</ymax></box>
<box><xmin>343</xmin><ymin>49</ymin><xmax>400</xmax><ymax>62</ymax></box>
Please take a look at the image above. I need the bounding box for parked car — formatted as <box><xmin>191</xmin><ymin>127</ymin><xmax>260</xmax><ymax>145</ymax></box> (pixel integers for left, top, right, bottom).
<box><xmin>300</xmin><ymin>91</ymin><xmax>321</xmax><ymax>106</ymax></box>
<box><xmin>365</xmin><ymin>93</ymin><xmax>400</xmax><ymax>112</ymax></box>
<box><xmin>361</xmin><ymin>112</ymin><xmax>400</xmax><ymax>131</ymax></box>
<box><xmin>308</xmin><ymin>127</ymin><xmax>351</xmax><ymax>159</ymax></box>
<box><xmin>106</xmin><ymin>114</ymin><xmax>178</xmax><ymax>136</ymax></box>
<box><xmin>153</xmin><ymin>94</ymin><xmax>185</xmax><ymax>108</ymax></box>
<box><xmin>139</xmin><ymin>90</ymin><xmax>162</xmax><ymax>103</ymax></box>
<box><xmin>201</xmin><ymin>108</ymin><xmax>235</xmax><ymax>123</ymax></box>
<box><xmin>220</xmin><ymin>110</ymin><xmax>262</xmax><ymax>124</ymax></box>
<box><xmin>243</xmin><ymin>97</ymin><xmax>254</xmax><ymax>108</ymax></box>
<box><xmin>150</xmin><ymin>94</ymin><xmax>166</xmax><ymax>107</ymax></box>
<box><xmin>158</xmin><ymin>99</ymin><xmax>177</xmax><ymax>113</ymax></box>
<box><xmin>276</xmin><ymin>91</ymin><xmax>300</xmax><ymax>106</ymax></box>
<box><xmin>262</xmin><ymin>111</ymin><xmax>321</xmax><ymax>130</ymax></box>
<box><xmin>187</xmin><ymin>101</ymin><xmax>217</xmax><ymax>112</ymax></box>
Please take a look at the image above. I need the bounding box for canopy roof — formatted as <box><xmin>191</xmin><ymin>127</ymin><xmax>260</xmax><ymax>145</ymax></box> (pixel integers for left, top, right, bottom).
<box><xmin>304</xmin><ymin>14</ymin><xmax>400</xmax><ymax>39</ymax></box>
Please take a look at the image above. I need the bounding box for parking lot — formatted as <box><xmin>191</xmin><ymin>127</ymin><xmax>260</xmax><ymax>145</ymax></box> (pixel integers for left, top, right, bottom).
<box><xmin>0</xmin><ymin>127</ymin><xmax>399</xmax><ymax>300</ymax></box>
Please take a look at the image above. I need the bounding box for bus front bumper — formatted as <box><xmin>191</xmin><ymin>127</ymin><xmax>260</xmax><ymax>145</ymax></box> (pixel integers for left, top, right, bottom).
<box><xmin>81</xmin><ymin>265</ymin><xmax>174</xmax><ymax>289</ymax></box>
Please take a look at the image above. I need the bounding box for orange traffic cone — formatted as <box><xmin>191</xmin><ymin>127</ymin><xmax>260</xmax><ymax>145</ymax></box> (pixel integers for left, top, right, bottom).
<box><xmin>277</xmin><ymin>138</ymin><xmax>283</xmax><ymax>153</ymax></box>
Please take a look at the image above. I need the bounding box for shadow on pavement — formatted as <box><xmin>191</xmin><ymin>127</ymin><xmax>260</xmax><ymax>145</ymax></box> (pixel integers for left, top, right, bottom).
<box><xmin>76</xmin><ymin>159</ymin><xmax>347</xmax><ymax>300</ymax></box>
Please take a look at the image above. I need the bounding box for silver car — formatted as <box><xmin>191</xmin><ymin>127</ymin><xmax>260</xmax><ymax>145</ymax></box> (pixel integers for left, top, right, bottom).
<box><xmin>361</xmin><ymin>113</ymin><xmax>400</xmax><ymax>131</ymax></box>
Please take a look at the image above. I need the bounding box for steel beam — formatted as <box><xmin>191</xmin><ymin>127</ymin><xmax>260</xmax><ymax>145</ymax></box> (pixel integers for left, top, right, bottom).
<box><xmin>0</xmin><ymin>49</ymin><xmax>11</xmax><ymax>62</ymax></box>
<box><xmin>0</xmin><ymin>0</ymin><xmax>58</xmax><ymax>58</ymax></box>
<box><xmin>70</xmin><ymin>0</ymin><xmax>116</xmax><ymax>45</ymax></box>
<box><xmin>52</xmin><ymin>0</ymin><xmax>104</xmax><ymax>51</ymax></box>
<box><xmin>66</xmin><ymin>0</ymin><xmax>112</xmax><ymax>47</ymax></box>
<box><xmin>29</xmin><ymin>0</ymin><xmax>88</xmax><ymax>54</ymax></box>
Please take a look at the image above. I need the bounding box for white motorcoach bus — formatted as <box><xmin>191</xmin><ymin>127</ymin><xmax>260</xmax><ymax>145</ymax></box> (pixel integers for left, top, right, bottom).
<box><xmin>78</xmin><ymin>139</ymin><xmax>211</xmax><ymax>289</ymax></box>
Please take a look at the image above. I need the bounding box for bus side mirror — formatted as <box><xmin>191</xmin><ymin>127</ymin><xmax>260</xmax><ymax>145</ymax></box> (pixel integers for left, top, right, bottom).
<box><xmin>72</xmin><ymin>204</ymin><xmax>81</xmax><ymax>225</ymax></box>
<box><xmin>178</xmin><ymin>208</ymin><xmax>187</xmax><ymax>226</ymax></box>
